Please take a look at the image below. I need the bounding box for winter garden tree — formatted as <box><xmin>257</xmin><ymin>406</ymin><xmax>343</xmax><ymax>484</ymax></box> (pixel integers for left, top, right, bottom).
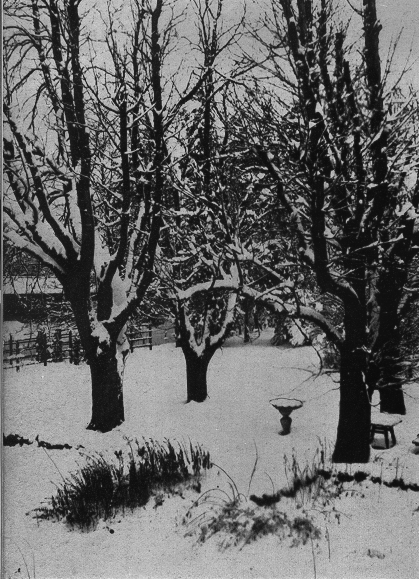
<box><xmin>3</xmin><ymin>0</ymin><xmax>220</xmax><ymax>431</ymax></box>
<box><xmin>157</xmin><ymin>0</ymin><xmax>307</xmax><ymax>402</ymax></box>
<box><xmin>158</xmin><ymin>0</ymin><xmax>246</xmax><ymax>403</ymax></box>
<box><xmin>161</xmin><ymin>56</ymin><xmax>318</xmax><ymax>402</ymax></box>
<box><xmin>233</xmin><ymin>0</ymin><xmax>419</xmax><ymax>462</ymax></box>
<box><xmin>161</xmin><ymin>97</ymin><xmax>304</xmax><ymax>400</ymax></box>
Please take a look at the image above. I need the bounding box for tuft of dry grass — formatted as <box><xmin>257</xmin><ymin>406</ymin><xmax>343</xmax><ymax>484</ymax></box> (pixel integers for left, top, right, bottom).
<box><xmin>32</xmin><ymin>438</ymin><xmax>211</xmax><ymax>530</ymax></box>
<box><xmin>183</xmin><ymin>447</ymin><xmax>332</xmax><ymax>550</ymax></box>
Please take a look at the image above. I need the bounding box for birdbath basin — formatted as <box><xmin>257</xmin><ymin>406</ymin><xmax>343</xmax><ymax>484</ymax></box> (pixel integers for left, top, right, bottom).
<box><xmin>270</xmin><ymin>398</ymin><xmax>303</xmax><ymax>435</ymax></box>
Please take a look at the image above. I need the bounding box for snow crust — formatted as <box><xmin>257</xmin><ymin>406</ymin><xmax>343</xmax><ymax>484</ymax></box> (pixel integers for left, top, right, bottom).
<box><xmin>3</xmin><ymin>329</ymin><xmax>419</xmax><ymax>578</ymax></box>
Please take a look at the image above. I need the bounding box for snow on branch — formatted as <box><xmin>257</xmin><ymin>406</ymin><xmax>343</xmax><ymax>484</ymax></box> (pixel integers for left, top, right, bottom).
<box><xmin>4</xmin><ymin>119</ymin><xmax>80</xmax><ymax>262</ymax></box>
<box><xmin>208</xmin><ymin>292</ymin><xmax>238</xmax><ymax>348</ymax></box>
<box><xmin>5</xmin><ymin>229</ymin><xmax>65</xmax><ymax>275</ymax></box>
<box><xmin>176</xmin><ymin>264</ymin><xmax>240</xmax><ymax>302</ymax></box>
<box><xmin>4</xmin><ymin>198</ymin><xmax>69</xmax><ymax>271</ymax></box>
<box><xmin>253</xmin><ymin>146</ymin><xmax>315</xmax><ymax>267</ymax></box>
<box><xmin>245</xmin><ymin>287</ymin><xmax>344</xmax><ymax>347</ymax></box>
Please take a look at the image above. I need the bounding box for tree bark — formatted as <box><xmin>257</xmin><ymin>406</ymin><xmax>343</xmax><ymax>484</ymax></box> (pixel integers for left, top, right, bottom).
<box><xmin>176</xmin><ymin>292</ymin><xmax>237</xmax><ymax>404</ymax></box>
<box><xmin>184</xmin><ymin>349</ymin><xmax>214</xmax><ymax>403</ymax></box>
<box><xmin>369</xmin><ymin>263</ymin><xmax>407</xmax><ymax>415</ymax></box>
<box><xmin>376</xmin><ymin>329</ymin><xmax>406</xmax><ymax>414</ymax></box>
<box><xmin>67</xmin><ymin>284</ymin><xmax>126</xmax><ymax>433</ymax></box>
<box><xmin>332</xmin><ymin>341</ymin><xmax>371</xmax><ymax>463</ymax></box>
<box><xmin>86</xmin><ymin>345</ymin><xmax>125</xmax><ymax>432</ymax></box>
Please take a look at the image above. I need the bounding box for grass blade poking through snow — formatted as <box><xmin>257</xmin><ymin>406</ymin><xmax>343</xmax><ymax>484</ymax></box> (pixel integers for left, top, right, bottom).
<box><xmin>32</xmin><ymin>438</ymin><xmax>211</xmax><ymax>530</ymax></box>
<box><xmin>184</xmin><ymin>444</ymin><xmax>340</xmax><ymax>550</ymax></box>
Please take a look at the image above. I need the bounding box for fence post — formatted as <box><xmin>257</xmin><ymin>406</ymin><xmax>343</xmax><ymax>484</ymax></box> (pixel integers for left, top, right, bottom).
<box><xmin>52</xmin><ymin>328</ymin><xmax>63</xmax><ymax>362</ymax></box>
<box><xmin>69</xmin><ymin>330</ymin><xmax>73</xmax><ymax>364</ymax></box>
<box><xmin>148</xmin><ymin>324</ymin><xmax>152</xmax><ymax>350</ymax></box>
<box><xmin>9</xmin><ymin>334</ymin><xmax>13</xmax><ymax>367</ymax></box>
<box><xmin>15</xmin><ymin>340</ymin><xmax>20</xmax><ymax>372</ymax></box>
<box><xmin>36</xmin><ymin>331</ymin><xmax>41</xmax><ymax>364</ymax></box>
<box><xmin>42</xmin><ymin>331</ymin><xmax>48</xmax><ymax>366</ymax></box>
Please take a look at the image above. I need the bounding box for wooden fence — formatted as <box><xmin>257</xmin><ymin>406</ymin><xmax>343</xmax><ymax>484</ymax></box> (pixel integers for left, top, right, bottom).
<box><xmin>2</xmin><ymin>325</ymin><xmax>152</xmax><ymax>371</ymax></box>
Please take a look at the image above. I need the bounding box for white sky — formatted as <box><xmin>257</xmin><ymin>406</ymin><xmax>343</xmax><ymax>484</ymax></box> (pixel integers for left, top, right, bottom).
<box><xmin>175</xmin><ymin>0</ymin><xmax>419</xmax><ymax>89</ymax></box>
<box><xmin>376</xmin><ymin>0</ymin><xmax>419</xmax><ymax>87</ymax></box>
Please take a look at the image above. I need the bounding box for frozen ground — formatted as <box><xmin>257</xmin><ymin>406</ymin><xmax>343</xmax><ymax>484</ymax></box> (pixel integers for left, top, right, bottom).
<box><xmin>3</xmin><ymin>329</ymin><xmax>419</xmax><ymax>578</ymax></box>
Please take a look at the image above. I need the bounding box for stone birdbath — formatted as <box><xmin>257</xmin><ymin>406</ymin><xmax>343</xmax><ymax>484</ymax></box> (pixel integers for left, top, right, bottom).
<box><xmin>270</xmin><ymin>397</ymin><xmax>304</xmax><ymax>435</ymax></box>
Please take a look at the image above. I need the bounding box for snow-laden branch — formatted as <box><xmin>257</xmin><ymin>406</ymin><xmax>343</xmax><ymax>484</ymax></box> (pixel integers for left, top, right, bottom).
<box><xmin>175</xmin><ymin>266</ymin><xmax>343</xmax><ymax>348</ymax></box>
<box><xmin>124</xmin><ymin>202</ymin><xmax>147</xmax><ymax>284</ymax></box>
<box><xmin>181</xmin><ymin>290</ymin><xmax>238</xmax><ymax>357</ymax></box>
<box><xmin>176</xmin><ymin>275</ymin><xmax>238</xmax><ymax>301</ymax></box>
<box><xmin>4</xmin><ymin>198</ymin><xmax>69</xmax><ymax>270</ymax></box>
<box><xmin>254</xmin><ymin>147</ymin><xmax>315</xmax><ymax>266</ymax></box>
<box><xmin>5</xmin><ymin>229</ymin><xmax>65</xmax><ymax>274</ymax></box>
<box><xmin>206</xmin><ymin>291</ymin><xmax>238</xmax><ymax>348</ymax></box>
<box><xmin>5</xmin><ymin>116</ymin><xmax>80</xmax><ymax>263</ymax></box>
<box><xmin>243</xmin><ymin>285</ymin><xmax>344</xmax><ymax>347</ymax></box>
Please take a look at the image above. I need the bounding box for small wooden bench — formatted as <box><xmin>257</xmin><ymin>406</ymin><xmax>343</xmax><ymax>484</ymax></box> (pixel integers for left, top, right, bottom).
<box><xmin>370</xmin><ymin>414</ymin><xmax>402</xmax><ymax>449</ymax></box>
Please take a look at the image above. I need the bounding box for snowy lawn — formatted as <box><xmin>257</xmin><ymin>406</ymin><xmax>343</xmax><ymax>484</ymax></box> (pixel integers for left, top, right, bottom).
<box><xmin>3</xmin><ymin>329</ymin><xmax>419</xmax><ymax>578</ymax></box>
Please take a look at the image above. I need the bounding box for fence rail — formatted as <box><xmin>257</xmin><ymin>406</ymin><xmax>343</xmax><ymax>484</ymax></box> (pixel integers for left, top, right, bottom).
<box><xmin>3</xmin><ymin>325</ymin><xmax>152</xmax><ymax>371</ymax></box>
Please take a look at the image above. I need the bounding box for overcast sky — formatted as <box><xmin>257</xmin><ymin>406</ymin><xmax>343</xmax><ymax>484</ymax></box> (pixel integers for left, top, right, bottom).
<box><xmin>376</xmin><ymin>0</ymin><xmax>418</xmax><ymax>84</ymax></box>
<box><xmin>178</xmin><ymin>0</ymin><xmax>419</xmax><ymax>89</ymax></box>
<box><xmin>222</xmin><ymin>0</ymin><xmax>419</xmax><ymax>88</ymax></box>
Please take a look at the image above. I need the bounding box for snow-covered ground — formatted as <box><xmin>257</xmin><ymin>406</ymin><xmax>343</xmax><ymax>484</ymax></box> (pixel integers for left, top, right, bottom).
<box><xmin>3</xmin><ymin>329</ymin><xmax>419</xmax><ymax>578</ymax></box>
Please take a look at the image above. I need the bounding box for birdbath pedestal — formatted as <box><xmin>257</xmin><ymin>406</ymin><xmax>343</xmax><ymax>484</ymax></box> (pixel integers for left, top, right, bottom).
<box><xmin>270</xmin><ymin>398</ymin><xmax>303</xmax><ymax>435</ymax></box>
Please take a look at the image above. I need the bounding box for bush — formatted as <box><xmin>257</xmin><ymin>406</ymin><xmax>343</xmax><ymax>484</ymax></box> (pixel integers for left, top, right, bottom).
<box><xmin>3</xmin><ymin>433</ymin><xmax>33</xmax><ymax>447</ymax></box>
<box><xmin>32</xmin><ymin>438</ymin><xmax>211</xmax><ymax>530</ymax></box>
<box><xmin>185</xmin><ymin>443</ymin><xmax>419</xmax><ymax>552</ymax></box>
<box><xmin>185</xmin><ymin>501</ymin><xmax>321</xmax><ymax>550</ymax></box>
<box><xmin>321</xmin><ymin>345</ymin><xmax>340</xmax><ymax>370</ymax></box>
<box><xmin>271</xmin><ymin>315</ymin><xmax>310</xmax><ymax>347</ymax></box>
<box><xmin>183</xmin><ymin>447</ymin><xmax>333</xmax><ymax>550</ymax></box>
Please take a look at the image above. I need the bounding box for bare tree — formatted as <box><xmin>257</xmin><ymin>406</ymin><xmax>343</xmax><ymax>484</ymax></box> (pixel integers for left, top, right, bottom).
<box><xmin>3</xmin><ymin>0</ymin><xmax>215</xmax><ymax>431</ymax></box>
<box><xmin>157</xmin><ymin>0</ymin><xmax>245</xmax><ymax>402</ymax></box>
<box><xmin>232</xmin><ymin>0</ymin><xmax>419</xmax><ymax>461</ymax></box>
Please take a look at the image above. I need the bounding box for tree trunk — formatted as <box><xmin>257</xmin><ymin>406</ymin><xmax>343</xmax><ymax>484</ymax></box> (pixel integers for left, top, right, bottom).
<box><xmin>367</xmin><ymin>347</ymin><xmax>407</xmax><ymax>414</ymax></box>
<box><xmin>377</xmin><ymin>336</ymin><xmax>406</xmax><ymax>414</ymax></box>
<box><xmin>370</xmin><ymin>260</ymin><xmax>408</xmax><ymax>414</ymax></box>
<box><xmin>65</xmin><ymin>286</ymin><xmax>125</xmax><ymax>432</ymax></box>
<box><xmin>87</xmin><ymin>347</ymin><xmax>125</xmax><ymax>432</ymax></box>
<box><xmin>333</xmin><ymin>342</ymin><xmax>371</xmax><ymax>463</ymax></box>
<box><xmin>379</xmin><ymin>385</ymin><xmax>406</xmax><ymax>415</ymax></box>
<box><xmin>184</xmin><ymin>349</ymin><xmax>214</xmax><ymax>403</ymax></box>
